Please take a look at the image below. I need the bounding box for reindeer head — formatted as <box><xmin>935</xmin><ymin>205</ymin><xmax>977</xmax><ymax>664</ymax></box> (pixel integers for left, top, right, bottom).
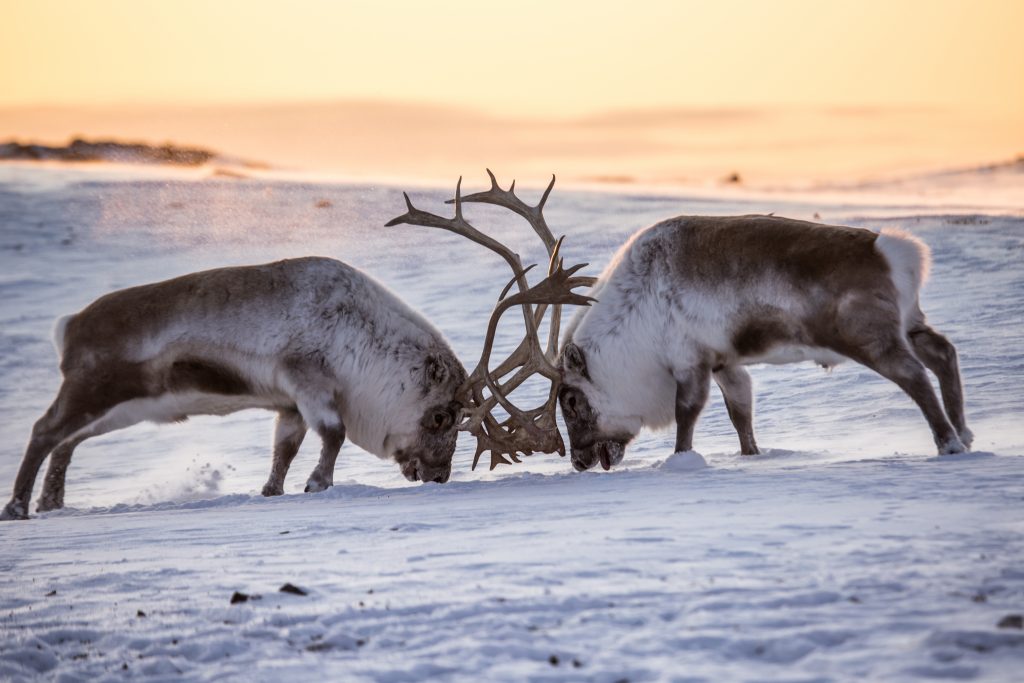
<box><xmin>557</xmin><ymin>342</ymin><xmax>632</xmax><ymax>472</ymax></box>
<box><xmin>387</xmin><ymin>171</ymin><xmax>596</xmax><ymax>470</ymax></box>
<box><xmin>387</xmin><ymin>351</ymin><xmax>466</xmax><ymax>484</ymax></box>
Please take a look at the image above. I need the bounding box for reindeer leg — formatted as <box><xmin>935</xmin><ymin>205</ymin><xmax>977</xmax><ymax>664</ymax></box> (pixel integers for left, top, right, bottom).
<box><xmin>4</xmin><ymin>424</ymin><xmax>74</xmax><ymax>520</ymax></box>
<box><xmin>838</xmin><ymin>296</ymin><xmax>963</xmax><ymax>455</ymax></box>
<box><xmin>282</xmin><ymin>361</ymin><xmax>346</xmax><ymax>494</ymax></box>
<box><xmin>304</xmin><ymin>417</ymin><xmax>345</xmax><ymax>493</ymax></box>
<box><xmin>7</xmin><ymin>366</ymin><xmax>179</xmax><ymax>519</ymax></box>
<box><xmin>674</xmin><ymin>364</ymin><xmax>711</xmax><ymax>453</ymax></box>
<box><xmin>859</xmin><ymin>339</ymin><xmax>963</xmax><ymax>454</ymax></box>
<box><xmin>714</xmin><ymin>365</ymin><xmax>759</xmax><ymax>455</ymax></box>
<box><xmin>37</xmin><ymin>435</ymin><xmax>86</xmax><ymax>512</ymax></box>
<box><xmin>261</xmin><ymin>409</ymin><xmax>307</xmax><ymax>496</ymax></box>
<box><xmin>3</xmin><ymin>383</ymin><xmax>94</xmax><ymax>520</ymax></box>
<box><xmin>908</xmin><ymin>324</ymin><xmax>972</xmax><ymax>449</ymax></box>
<box><xmin>289</xmin><ymin>389</ymin><xmax>345</xmax><ymax>494</ymax></box>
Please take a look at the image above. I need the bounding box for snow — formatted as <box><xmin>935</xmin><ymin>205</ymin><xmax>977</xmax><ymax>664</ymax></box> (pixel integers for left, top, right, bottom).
<box><xmin>659</xmin><ymin>451</ymin><xmax>709</xmax><ymax>472</ymax></box>
<box><xmin>0</xmin><ymin>163</ymin><xmax>1022</xmax><ymax>681</ymax></box>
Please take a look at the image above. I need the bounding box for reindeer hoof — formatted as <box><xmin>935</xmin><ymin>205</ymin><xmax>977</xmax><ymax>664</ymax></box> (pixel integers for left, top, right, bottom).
<box><xmin>261</xmin><ymin>483</ymin><xmax>284</xmax><ymax>497</ymax></box>
<box><xmin>959</xmin><ymin>428</ymin><xmax>975</xmax><ymax>450</ymax></box>
<box><xmin>1</xmin><ymin>502</ymin><xmax>28</xmax><ymax>521</ymax></box>
<box><xmin>36</xmin><ymin>497</ymin><xmax>63</xmax><ymax>513</ymax></box>
<box><xmin>304</xmin><ymin>478</ymin><xmax>331</xmax><ymax>493</ymax></box>
<box><xmin>938</xmin><ymin>437</ymin><xmax>967</xmax><ymax>455</ymax></box>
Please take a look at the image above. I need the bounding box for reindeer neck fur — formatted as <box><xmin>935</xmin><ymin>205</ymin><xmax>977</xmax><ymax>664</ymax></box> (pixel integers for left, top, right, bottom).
<box><xmin>236</xmin><ymin>258</ymin><xmax>460</xmax><ymax>458</ymax></box>
<box><xmin>321</xmin><ymin>298</ymin><xmax>457</xmax><ymax>458</ymax></box>
<box><xmin>566</xmin><ymin>229</ymin><xmax>681</xmax><ymax>432</ymax></box>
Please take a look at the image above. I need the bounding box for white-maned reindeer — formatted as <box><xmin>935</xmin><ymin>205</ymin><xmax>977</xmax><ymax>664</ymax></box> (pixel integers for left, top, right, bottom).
<box><xmin>2</xmin><ymin>171</ymin><xmax>596</xmax><ymax>521</ymax></box>
<box><xmin>558</xmin><ymin>215</ymin><xmax>973</xmax><ymax>470</ymax></box>
<box><xmin>1</xmin><ymin>257</ymin><xmax>467</xmax><ymax>520</ymax></box>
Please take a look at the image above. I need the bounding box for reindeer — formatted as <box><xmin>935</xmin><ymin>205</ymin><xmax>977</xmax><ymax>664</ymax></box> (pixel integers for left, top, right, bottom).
<box><xmin>557</xmin><ymin>215</ymin><xmax>973</xmax><ymax>471</ymax></box>
<box><xmin>2</xmin><ymin>257</ymin><xmax>468</xmax><ymax>520</ymax></box>
<box><xmin>3</xmin><ymin>172</ymin><xmax>595</xmax><ymax>520</ymax></box>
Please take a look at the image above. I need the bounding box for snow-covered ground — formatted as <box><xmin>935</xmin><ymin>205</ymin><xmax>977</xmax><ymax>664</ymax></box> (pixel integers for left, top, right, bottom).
<box><xmin>0</xmin><ymin>163</ymin><xmax>1022</xmax><ymax>681</ymax></box>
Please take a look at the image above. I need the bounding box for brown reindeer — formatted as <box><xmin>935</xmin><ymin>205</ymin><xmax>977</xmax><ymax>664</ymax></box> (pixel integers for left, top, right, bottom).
<box><xmin>2</xmin><ymin>258</ymin><xmax>468</xmax><ymax>520</ymax></box>
<box><xmin>557</xmin><ymin>215</ymin><xmax>972</xmax><ymax>470</ymax></box>
<box><xmin>4</xmin><ymin>171</ymin><xmax>595</xmax><ymax>519</ymax></box>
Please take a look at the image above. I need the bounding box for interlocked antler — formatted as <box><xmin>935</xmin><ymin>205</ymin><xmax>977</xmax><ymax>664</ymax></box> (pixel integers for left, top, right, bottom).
<box><xmin>386</xmin><ymin>171</ymin><xmax>596</xmax><ymax>470</ymax></box>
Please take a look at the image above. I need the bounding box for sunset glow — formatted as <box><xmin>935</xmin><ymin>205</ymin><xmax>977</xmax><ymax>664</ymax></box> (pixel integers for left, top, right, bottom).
<box><xmin>3</xmin><ymin>0</ymin><xmax>1022</xmax><ymax>115</ymax></box>
<box><xmin>1</xmin><ymin>0</ymin><xmax>1021</xmax><ymax>184</ymax></box>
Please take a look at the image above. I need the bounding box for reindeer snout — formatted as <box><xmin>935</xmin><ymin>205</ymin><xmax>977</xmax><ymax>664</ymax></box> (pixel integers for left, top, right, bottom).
<box><xmin>570</xmin><ymin>450</ymin><xmax>594</xmax><ymax>471</ymax></box>
<box><xmin>570</xmin><ymin>440</ymin><xmax>625</xmax><ymax>472</ymax></box>
<box><xmin>422</xmin><ymin>464</ymin><xmax>450</xmax><ymax>484</ymax></box>
<box><xmin>404</xmin><ymin>459</ymin><xmax>450</xmax><ymax>485</ymax></box>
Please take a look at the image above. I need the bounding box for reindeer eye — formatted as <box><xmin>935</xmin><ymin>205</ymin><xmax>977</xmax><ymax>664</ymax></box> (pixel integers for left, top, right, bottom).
<box><xmin>559</xmin><ymin>388</ymin><xmax>579</xmax><ymax>418</ymax></box>
<box><xmin>428</xmin><ymin>409</ymin><xmax>453</xmax><ymax>431</ymax></box>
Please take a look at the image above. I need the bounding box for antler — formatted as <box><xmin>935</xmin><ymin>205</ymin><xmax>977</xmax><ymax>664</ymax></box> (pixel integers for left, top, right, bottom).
<box><xmin>386</xmin><ymin>171</ymin><xmax>597</xmax><ymax>470</ymax></box>
<box><xmin>451</xmin><ymin>169</ymin><xmax>565</xmax><ymax>362</ymax></box>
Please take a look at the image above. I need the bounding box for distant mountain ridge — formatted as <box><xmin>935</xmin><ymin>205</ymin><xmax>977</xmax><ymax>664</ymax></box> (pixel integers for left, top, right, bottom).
<box><xmin>1</xmin><ymin>102</ymin><xmax>1019</xmax><ymax>186</ymax></box>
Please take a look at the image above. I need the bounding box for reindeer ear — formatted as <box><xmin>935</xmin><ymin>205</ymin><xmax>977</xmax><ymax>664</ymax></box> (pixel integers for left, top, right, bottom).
<box><xmin>562</xmin><ymin>342</ymin><xmax>589</xmax><ymax>380</ymax></box>
<box><xmin>425</xmin><ymin>354</ymin><xmax>449</xmax><ymax>386</ymax></box>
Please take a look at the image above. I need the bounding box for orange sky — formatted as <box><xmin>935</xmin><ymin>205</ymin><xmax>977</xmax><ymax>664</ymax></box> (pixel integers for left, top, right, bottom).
<box><xmin>1</xmin><ymin>1</ymin><xmax>1021</xmax><ymax>185</ymax></box>
<box><xmin>2</xmin><ymin>0</ymin><xmax>1022</xmax><ymax>117</ymax></box>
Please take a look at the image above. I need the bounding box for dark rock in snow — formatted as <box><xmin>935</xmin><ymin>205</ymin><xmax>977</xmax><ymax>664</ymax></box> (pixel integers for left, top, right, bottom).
<box><xmin>230</xmin><ymin>592</ymin><xmax>250</xmax><ymax>604</ymax></box>
<box><xmin>280</xmin><ymin>583</ymin><xmax>308</xmax><ymax>596</ymax></box>
<box><xmin>998</xmin><ymin>614</ymin><xmax>1023</xmax><ymax>629</ymax></box>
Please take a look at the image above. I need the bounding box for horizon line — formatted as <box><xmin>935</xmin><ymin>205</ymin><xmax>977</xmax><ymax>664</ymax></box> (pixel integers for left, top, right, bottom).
<box><xmin>0</xmin><ymin>98</ymin><xmax>956</xmax><ymax>120</ymax></box>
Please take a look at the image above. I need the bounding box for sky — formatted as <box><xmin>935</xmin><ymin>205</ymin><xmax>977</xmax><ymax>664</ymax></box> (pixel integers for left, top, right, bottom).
<box><xmin>1</xmin><ymin>0</ymin><xmax>1021</xmax><ymax>184</ymax></box>
<box><xmin>2</xmin><ymin>0</ymin><xmax>1022</xmax><ymax>116</ymax></box>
